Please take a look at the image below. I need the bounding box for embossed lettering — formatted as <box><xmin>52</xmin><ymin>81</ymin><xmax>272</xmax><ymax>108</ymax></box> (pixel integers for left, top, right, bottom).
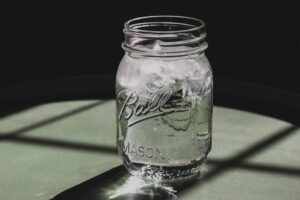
<box><xmin>123</xmin><ymin>142</ymin><xmax>130</xmax><ymax>154</ymax></box>
<box><xmin>119</xmin><ymin>141</ymin><xmax>166</xmax><ymax>160</ymax></box>
<box><xmin>118</xmin><ymin>92</ymin><xmax>137</xmax><ymax>120</ymax></box>
<box><xmin>130</xmin><ymin>144</ymin><xmax>137</xmax><ymax>155</ymax></box>
<box><xmin>146</xmin><ymin>148</ymin><xmax>154</xmax><ymax>158</ymax></box>
<box><xmin>155</xmin><ymin>148</ymin><xmax>166</xmax><ymax>160</ymax></box>
<box><xmin>138</xmin><ymin>146</ymin><xmax>145</xmax><ymax>157</ymax></box>
<box><xmin>118</xmin><ymin>89</ymin><xmax>175</xmax><ymax>124</ymax></box>
<box><xmin>134</xmin><ymin>103</ymin><xmax>144</xmax><ymax>116</ymax></box>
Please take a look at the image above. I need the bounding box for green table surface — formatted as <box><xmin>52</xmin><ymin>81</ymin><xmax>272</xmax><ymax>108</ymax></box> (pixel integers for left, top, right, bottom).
<box><xmin>0</xmin><ymin>100</ymin><xmax>299</xmax><ymax>200</ymax></box>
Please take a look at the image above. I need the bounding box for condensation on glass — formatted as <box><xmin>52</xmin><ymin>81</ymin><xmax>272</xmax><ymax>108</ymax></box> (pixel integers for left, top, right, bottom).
<box><xmin>116</xmin><ymin>16</ymin><xmax>213</xmax><ymax>181</ymax></box>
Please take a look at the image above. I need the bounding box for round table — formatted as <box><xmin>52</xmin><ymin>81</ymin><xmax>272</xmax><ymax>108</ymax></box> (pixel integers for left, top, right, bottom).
<box><xmin>0</xmin><ymin>100</ymin><xmax>299</xmax><ymax>200</ymax></box>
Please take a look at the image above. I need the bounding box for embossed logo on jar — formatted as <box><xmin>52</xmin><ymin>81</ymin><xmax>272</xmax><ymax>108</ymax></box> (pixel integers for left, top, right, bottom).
<box><xmin>117</xmin><ymin>87</ymin><xmax>191</xmax><ymax>128</ymax></box>
<box><xmin>118</xmin><ymin>141</ymin><xmax>166</xmax><ymax>160</ymax></box>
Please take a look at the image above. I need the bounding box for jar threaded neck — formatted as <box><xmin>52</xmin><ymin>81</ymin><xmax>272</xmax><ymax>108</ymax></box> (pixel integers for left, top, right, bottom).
<box><xmin>123</xmin><ymin>15</ymin><xmax>208</xmax><ymax>57</ymax></box>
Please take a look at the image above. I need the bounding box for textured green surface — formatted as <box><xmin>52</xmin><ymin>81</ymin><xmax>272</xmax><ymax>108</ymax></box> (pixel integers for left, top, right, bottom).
<box><xmin>0</xmin><ymin>100</ymin><xmax>299</xmax><ymax>199</ymax></box>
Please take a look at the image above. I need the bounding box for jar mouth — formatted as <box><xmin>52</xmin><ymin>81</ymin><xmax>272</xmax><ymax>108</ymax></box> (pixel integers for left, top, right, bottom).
<box><xmin>123</xmin><ymin>15</ymin><xmax>208</xmax><ymax>57</ymax></box>
<box><xmin>124</xmin><ymin>15</ymin><xmax>205</xmax><ymax>35</ymax></box>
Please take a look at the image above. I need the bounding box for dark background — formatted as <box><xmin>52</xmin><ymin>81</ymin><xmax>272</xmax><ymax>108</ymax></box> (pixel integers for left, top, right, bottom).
<box><xmin>1</xmin><ymin>2</ymin><xmax>300</xmax><ymax>123</ymax></box>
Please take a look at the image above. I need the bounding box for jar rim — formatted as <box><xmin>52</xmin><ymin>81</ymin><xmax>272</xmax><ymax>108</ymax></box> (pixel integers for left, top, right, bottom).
<box><xmin>123</xmin><ymin>15</ymin><xmax>207</xmax><ymax>57</ymax></box>
<box><xmin>124</xmin><ymin>15</ymin><xmax>205</xmax><ymax>34</ymax></box>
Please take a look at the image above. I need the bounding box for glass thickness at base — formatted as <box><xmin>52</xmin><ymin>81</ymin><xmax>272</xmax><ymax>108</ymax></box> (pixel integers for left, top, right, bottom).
<box><xmin>123</xmin><ymin>157</ymin><xmax>207</xmax><ymax>182</ymax></box>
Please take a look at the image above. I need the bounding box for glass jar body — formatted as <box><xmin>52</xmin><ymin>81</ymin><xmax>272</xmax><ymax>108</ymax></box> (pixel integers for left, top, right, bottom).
<box><xmin>116</xmin><ymin>52</ymin><xmax>213</xmax><ymax>181</ymax></box>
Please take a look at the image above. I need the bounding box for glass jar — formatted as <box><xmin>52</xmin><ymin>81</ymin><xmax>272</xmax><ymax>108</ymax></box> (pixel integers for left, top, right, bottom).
<box><xmin>116</xmin><ymin>16</ymin><xmax>213</xmax><ymax>181</ymax></box>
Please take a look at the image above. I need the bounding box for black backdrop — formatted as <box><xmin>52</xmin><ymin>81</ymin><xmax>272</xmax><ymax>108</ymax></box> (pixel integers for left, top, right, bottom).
<box><xmin>1</xmin><ymin>2</ymin><xmax>300</xmax><ymax>123</ymax></box>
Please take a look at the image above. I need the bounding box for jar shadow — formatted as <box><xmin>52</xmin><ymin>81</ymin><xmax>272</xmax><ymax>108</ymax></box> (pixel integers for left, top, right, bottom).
<box><xmin>51</xmin><ymin>165</ymin><xmax>199</xmax><ymax>200</ymax></box>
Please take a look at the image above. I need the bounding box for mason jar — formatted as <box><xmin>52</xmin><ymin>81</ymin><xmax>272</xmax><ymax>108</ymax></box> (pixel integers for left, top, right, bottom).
<box><xmin>116</xmin><ymin>16</ymin><xmax>213</xmax><ymax>181</ymax></box>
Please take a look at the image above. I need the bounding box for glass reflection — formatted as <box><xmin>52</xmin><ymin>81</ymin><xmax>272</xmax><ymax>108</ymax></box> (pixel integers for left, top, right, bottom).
<box><xmin>106</xmin><ymin>175</ymin><xmax>177</xmax><ymax>200</ymax></box>
<box><xmin>52</xmin><ymin>165</ymin><xmax>181</xmax><ymax>200</ymax></box>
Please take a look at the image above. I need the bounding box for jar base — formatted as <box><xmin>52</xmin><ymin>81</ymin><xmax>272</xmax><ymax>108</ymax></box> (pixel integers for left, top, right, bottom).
<box><xmin>123</xmin><ymin>158</ymin><xmax>206</xmax><ymax>182</ymax></box>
